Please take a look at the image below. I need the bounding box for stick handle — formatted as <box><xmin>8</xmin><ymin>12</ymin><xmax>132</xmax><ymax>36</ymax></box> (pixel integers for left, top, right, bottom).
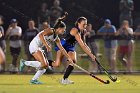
<box><xmin>73</xmin><ymin>63</ymin><xmax>91</xmax><ymax>75</ymax></box>
<box><xmin>71</xmin><ymin>63</ymin><xmax>109</xmax><ymax>84</ymax></box>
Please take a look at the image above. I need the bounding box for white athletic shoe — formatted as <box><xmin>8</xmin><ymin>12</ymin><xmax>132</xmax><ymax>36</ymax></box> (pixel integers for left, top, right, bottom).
<box><xmin>60</xmin><ymin>78</ymin><xmax>74</xmax><ymax>85</ymax></box>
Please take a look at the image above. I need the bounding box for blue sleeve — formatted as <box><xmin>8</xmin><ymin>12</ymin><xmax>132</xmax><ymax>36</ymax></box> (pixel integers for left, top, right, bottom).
<box><xmin>98</xmin><ymin>26</ymin><xmax>105</xmax><ymax>32</ymax></box>
<box><xmin>111</xmin><ymin>25</ymin><xmax>116</xmax><ymax>32</ymax></box>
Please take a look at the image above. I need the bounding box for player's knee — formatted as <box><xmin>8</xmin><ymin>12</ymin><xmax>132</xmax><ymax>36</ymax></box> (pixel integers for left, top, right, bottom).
<box><xmin>53</xmin><ymin>60</ymin><xmax>60</xmax><ymax>67</ymax></box>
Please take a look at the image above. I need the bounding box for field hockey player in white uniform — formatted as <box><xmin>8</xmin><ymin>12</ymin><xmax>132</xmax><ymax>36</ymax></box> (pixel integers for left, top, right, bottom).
<box><xmin>19</xmin><ymin>20</ymin><xmax>73</xmax><ymax>84</ymax></box>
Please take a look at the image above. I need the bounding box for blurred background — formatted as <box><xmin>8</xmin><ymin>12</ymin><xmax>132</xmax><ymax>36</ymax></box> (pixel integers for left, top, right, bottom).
<box><xmin>0</xmin><ymin>0</ymin><xmax>140</xmax><ymax>74</ymax></box>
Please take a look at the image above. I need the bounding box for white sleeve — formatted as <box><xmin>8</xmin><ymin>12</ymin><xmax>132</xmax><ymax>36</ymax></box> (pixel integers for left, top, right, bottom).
<box><xmin>129</xmin><ymin>28</ymin><xmax>133</xmax><ymax>35</ymax></box>
<box><xmin>18</xmin><ymin>27</ymin><xmax>22</xmax><ymax>36</ymax></box>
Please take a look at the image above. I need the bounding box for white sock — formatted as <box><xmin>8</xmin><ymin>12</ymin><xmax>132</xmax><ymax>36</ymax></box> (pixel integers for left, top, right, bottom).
<box><xmin>24</xmin><ymin>61</ymin><xmax>41</xmax><ymax>68</ymax></box>
<box><xmin>32</xmin><ymin>69</ymin><xmax>46</xmax><ymax>80</ymax></box>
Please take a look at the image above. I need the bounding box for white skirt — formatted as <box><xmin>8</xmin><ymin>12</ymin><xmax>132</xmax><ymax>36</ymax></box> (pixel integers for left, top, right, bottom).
<box><xmin>29</xmin><ymin>40</ymin><xmax>41</xmax><ymax>54</ymax></box>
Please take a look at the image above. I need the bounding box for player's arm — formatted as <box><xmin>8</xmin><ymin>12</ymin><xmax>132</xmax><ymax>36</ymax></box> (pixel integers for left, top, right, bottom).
<box><xmin>71</xmin><ymin>28</ymin><xmax>95</xmax><ymax>61</ymax></box>
<box><xmin>55</xmin><ymin>37</ymin><xmax>73</xmax><ymax>63</ymax></box>
<box><xmin>84</xmin><ymin>42</ymin><xmax>91</xmax><ymax>53</ymax></box>
<box><xmin>82</xmin><ymin>30</ymin><xmax>92</xmax><ymax>52</ymax></box>
<box><xmin>39</xmin><ymin>28</ymin><xmax>52</xmax><ymax>51</ymax></box>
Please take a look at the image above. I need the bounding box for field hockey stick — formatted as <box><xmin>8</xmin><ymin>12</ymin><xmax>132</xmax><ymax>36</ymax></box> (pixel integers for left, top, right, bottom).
<box><xmin>95</xmin><ymin>58</ymin><xmax>117</xmax><ymax>82</ymax></box>
<box><xmin>71</xmin><ymin>63</ymin><xmax>110</xmax><ymax>84</ymax></box>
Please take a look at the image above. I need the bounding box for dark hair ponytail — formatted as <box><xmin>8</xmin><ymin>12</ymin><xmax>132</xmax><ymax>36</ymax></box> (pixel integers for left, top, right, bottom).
<box><xmin>54</xmin><ymin>21</ymin><xmax>66</xmax><ymax>29</ymax></box>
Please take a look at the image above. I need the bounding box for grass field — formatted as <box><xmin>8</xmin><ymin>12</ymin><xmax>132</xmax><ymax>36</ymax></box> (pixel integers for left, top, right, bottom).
<box><xmin>2</xmin><ymin>39</ymin><xmax>140</xmax><ymax>93</ymax></box>
<box><xmin>0</xmin><ymin>74</ymin><xmax>140</xmax><ymax>93</ymax></box>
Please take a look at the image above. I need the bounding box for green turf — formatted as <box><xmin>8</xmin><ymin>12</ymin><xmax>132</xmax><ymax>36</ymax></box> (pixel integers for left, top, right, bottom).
<box><xmin>0</xmin><ymin>74</ymin><xmax>139</xmax><ymax>93</ymax></box>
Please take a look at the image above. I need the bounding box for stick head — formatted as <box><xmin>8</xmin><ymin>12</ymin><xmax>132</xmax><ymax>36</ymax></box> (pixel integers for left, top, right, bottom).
<box><xmin>105</xmin><ymin>80</ymin><xmax>110</xmax><ymax>84</ymax></box>
<box><xmin>112</xmin><ymin>77</ymin><xmax>117</xmax><ymax>82</ymax></box>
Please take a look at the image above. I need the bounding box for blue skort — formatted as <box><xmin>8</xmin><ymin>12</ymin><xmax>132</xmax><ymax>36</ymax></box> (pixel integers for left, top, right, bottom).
<box><xmin>55</xmin><ymin>39</ymin><xmax>75</xmax><ymax>52</ymax></box>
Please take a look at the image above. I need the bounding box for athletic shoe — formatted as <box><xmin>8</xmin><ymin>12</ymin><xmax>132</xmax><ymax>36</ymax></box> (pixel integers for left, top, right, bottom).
<box><xmin>30</xmin><ymin>80</ymin><xmax>43</xmax><ymax>84</ymax></box>
<box><xmin>19</xmin><ymin>59</ymin><xmax>26</xmax><ymax>72</ymax></box>
<box><xmin>60</xmin><ymin>78</ymin><xmax>74</xmax><ymax>85</ymax></box>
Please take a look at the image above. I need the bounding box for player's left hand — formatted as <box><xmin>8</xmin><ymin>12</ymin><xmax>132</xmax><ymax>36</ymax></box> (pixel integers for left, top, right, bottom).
<box><xmin>91</xmin><ymin>54</ymin><xmax>96</xmax><ymax>62</ymax></box>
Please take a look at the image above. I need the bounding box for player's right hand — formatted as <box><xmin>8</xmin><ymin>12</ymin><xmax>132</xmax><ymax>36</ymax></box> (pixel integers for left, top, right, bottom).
<box><xmin>91</xmin><ymin>54</ymin><xmax>96</xmax><ymax>62</ymax></box>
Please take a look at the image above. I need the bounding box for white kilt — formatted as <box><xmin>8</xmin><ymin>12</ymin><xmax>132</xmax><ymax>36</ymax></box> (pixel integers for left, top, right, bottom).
<box><xmin>29</xmin><ymin>40</ymin><xmax>42</xmax><ymax>54</ymax></box>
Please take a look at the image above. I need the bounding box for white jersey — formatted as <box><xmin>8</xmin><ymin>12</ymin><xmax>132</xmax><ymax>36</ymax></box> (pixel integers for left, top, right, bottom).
<box><xmin>29</xmin><ymin>30</ymin><xmax>58</xmax><ymax>54</ymax></box>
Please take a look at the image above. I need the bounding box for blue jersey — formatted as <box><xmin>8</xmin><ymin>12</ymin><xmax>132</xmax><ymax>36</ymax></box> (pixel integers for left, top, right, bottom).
<box><xmin>55</xmin><ymin>26</ymin><xmax>83</xmax><ymax>52</ymax></box>
<box><xmin>65</xmin><ymin>26</ymin><xmax>81</xmax><ymax>45</ymax></box>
